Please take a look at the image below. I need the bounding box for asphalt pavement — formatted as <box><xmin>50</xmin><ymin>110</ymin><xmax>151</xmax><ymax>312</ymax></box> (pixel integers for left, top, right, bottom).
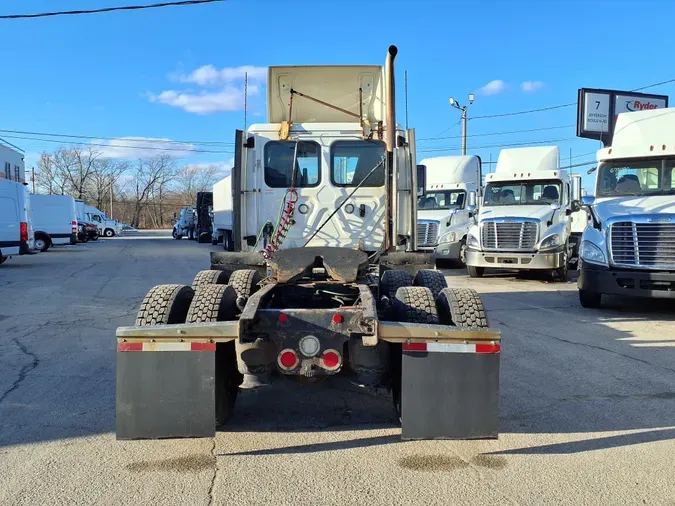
<box><xmin>1</xmin><ymin>231</ymin><xmax>674</xmax><ymax>506</ymax></box>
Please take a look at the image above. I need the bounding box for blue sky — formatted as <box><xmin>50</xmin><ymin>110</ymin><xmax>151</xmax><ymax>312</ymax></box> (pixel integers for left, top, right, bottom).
<box><xmin>2</xmin><ymin>0</ymin><xmax>675</xmax><ymax>191</ymax></box>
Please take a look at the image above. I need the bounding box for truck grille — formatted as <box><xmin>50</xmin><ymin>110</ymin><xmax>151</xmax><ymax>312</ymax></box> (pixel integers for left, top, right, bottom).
<box><xmin>417</xmin><ymin>220</ymin><xmax>439</xmax><ymax>247</ymax></box>
<box><xmin>481</xmin><ymin>221</ymin><xmax>538</xmax><ymax>251</ymax></box>
<box><xmin>610</xmin><ymin>221</ymin><xmax>675</xmax><ymax>268</ymax></box>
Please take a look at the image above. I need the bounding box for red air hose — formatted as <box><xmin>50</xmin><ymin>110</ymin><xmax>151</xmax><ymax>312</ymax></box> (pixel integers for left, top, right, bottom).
<box><xmin>262</xmin><ymin>188</ymin><xmax>298</xmax><ymax>259</ymax></box>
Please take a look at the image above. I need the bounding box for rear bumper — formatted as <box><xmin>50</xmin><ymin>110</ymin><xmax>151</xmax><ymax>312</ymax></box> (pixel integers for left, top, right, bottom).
<box><xmin>467</xmin><ymin>248</ymin><xmax>564</xmax><ymax>270</ymax></box>
<box><xmin>578</xmin><ymin>262</ymin><xmax>675</xmax><ymax>299</ymax></box>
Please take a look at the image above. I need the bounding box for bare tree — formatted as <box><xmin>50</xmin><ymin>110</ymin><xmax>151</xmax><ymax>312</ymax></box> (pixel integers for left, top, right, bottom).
<box><xmin>173</xmin><ymin>164</ymin><xmax>221</xmax><ymax>205</ymax></box>
<box><xmin>88</xmin><ymin>158</ymin><xmax>130</xmax><ymax>212</ymax></box>
<box><xmin>36</xmin><ymin>153</ymin><xmax>68</xmax><ymax>195</ymax></box>
<box><xmin>129</xmin><ymin>154</ymin><xmax>177</xmax><ymax>228</ymax></box>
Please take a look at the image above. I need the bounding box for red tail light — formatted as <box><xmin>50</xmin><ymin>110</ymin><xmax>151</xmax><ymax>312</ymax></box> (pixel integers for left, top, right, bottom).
<box><xmin>72</xmin><ymin>220</ymin><xmax>77</xmax><ymax>233</ymax></box>
<box><xmin>321</xmin><ymin>350</ymin><xmax>341</xmax><ymax>371</ymax></box>
<box><xmin>20</xmin><ymin>222</ymin><xmax>28</xmax><ymax>242</ymax></box>
<box><xmin>278</xmin><ymin>349</ymin><xmax>298</xmax><ymax>370</ymax></box>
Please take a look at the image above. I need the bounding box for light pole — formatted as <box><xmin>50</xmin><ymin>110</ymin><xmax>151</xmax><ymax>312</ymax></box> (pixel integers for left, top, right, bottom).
<box><xmin>449</xmin><ymin>94</ymin><xmax>475</xmax><ymax>155</ymax></box>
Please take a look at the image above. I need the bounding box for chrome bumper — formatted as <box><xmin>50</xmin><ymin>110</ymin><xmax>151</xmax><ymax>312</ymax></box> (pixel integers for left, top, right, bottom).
<box><xmin>466</xmin><ymin>248</ymin><xmax>564</xmax><ymax>270</ymax></box>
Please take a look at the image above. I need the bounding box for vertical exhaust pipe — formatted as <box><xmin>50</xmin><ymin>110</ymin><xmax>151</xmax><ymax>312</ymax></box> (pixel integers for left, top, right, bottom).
<box><xmin>385</xmin><ymin>45</ymin><xmax>398</xmax><ymax>153</ymax></box>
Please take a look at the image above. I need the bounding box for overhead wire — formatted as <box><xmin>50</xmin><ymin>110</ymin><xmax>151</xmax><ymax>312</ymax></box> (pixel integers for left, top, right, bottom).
<box><xmin>0</xmin><ymin>0</ymin><xmax>224</xmax><ymax>19</ymax></box>
<box><xmin>417</xmin><ymin>124</ymin><xmax>575</xmax><ymax>141</ymax></box>
<box><xmin>417</xmin><ymin>137</ymin><xmax>583</xmax><ymax>153</ymax></box>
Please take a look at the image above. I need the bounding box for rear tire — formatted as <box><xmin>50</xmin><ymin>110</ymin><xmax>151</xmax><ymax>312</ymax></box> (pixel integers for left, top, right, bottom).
<box><xmin>104</xmin><ymin>228</ymin><xmax>115</xmax><ymax>237</ymax></box>
<box><xmin>0</xmin><ymin>256</ymin><xmax>7</xmax><ymax>265</ymax></box>
<box><xmin>228</xmin><ymin>269</ymin><xmax>261</xmax><ymax>299</ymax></box>
<box><xmin>34</xmin><ymin>235</ymin><xmax>50</xmax><ymax>252</ymax></box>
<box><xmin>223</xmin><ymin>231</ymin><xmax>233</xmax><ymax>252</ymax></box>
<box><xmin>413</xmin><ymin>269</ymin><xmax>448</xmax><ymax>299</ymax></box>
<box><xmin>467</xmin><ymin>265</ymin><xmax>485</xmax><ymax>278</ymax></box>
<box><xmin>579</xmin><ymin>289</ymin><xmax>602</xmax><ymax>309</ymax></box>
<box><xmin>192</xmin><ymin>269</ymin><xmax>230</xmax><ymax>290</ymax></box>
<box><xmin>135</xmin><ymin>284</ymin><xmax>194</xmax><ymax>325</ymax></box>
<box><xmin>436</xmin><ymin>288</ymin><xmax>488</xmax><ymax>328</ymax></box>
<box><xmin>379</xmin><ymin>269</ymin><xmax>413</xmax><ymax>300</ymax></box>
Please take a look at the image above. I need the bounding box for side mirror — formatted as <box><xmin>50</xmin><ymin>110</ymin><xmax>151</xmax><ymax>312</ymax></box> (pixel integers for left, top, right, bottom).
<box><xmin>581</xmin><ymin>195</ymin><xmax>596</xmax><ymax>207</ymax></box>
<box><xmin>587</xmin><ymin>166</ymin><xmax>597</xmax><ymax>175</ymax></box>
<box><xmin>550</xmin><ymin>202</ymin><xmax>561</xmax><ymax>211</ymax></box>
<box><xmin>467</xmin><ymin>191</ymin><xmax>477</xmax><ymax>217</ymax></box>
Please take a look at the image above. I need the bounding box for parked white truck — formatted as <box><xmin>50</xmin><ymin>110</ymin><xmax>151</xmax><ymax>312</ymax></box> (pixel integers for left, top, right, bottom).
<box><xmin>578</xmin><ymin>108</ymin><xmax>675</xmax><ymax>307</ymax></box>
<box><xmin>84</xmin><ymin>205</ymin><xmax>122</xmax><ymax>237</ymax></box>
<box><xmin>466</xmin><ymin>146</ymin><xmax>583</xmax><ymax>281</ymax></box>
<box><xmin>0</xmin><ymin>141</ymin><xmax>34</xmax><ymax>263</ymax></box>
<box><xmin>172</xmin><ymin>207</ymin><xmax>196</xmax><ymax>240</ymax></box>
<box><xmin>211</xmin><ymin>174</ymin><xmax>234</xmax><ymax>250</ymax></box>
<box><xmin>416</xmin><ymin>155</ymin><xmax>481</xmax><ymax>266</ymax></box>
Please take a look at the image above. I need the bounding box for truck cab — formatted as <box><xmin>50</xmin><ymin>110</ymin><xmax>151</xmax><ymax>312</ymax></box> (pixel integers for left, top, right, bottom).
<box><xmin>577</xmin><ymin>108</ymin><xmax>675</xmax><ymax>307</ymax></box>
<box><xmin>466</xmin><ymin>146</ymin><xmax>582</xmax><ymax>280</ymax></box>
<box><xmin>416</xmin><ymin>155</ymin><xmax>481</xmax><ymax>265</ymax></box>
<box><xmin>84</xmin><ymin>205</ymin><xmax>122</xmax><ymax>237</ymax></box>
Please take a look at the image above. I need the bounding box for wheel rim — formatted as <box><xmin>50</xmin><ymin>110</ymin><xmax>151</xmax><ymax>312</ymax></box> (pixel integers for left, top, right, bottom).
<box><xmin>35</xmin><ymin>239</ymin><xmax>45</xmax><ymax>250</ymax></box>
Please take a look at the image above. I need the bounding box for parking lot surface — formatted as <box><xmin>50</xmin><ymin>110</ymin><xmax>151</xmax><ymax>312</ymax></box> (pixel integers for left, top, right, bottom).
<box><xmin>1</xmin><ymin>231</ymin><xmax>675</xmax><ymax>506</ymax></box>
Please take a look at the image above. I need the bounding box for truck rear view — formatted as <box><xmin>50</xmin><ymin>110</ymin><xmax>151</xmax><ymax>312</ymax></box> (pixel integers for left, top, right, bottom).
<box><xmin>116</xmin><ymin>46</ymin><xmax>502</xmax><ymax>442</ymax></box>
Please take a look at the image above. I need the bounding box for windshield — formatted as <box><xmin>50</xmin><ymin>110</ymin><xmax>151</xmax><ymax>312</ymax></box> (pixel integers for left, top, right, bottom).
<box><xmin>418</xmin><ymin>190</ymin><xmax>466</xmax><ymax>210</ymax></box>
<box><xmin>331</xmin><ymin>140</ymin><xmax>386</xmax><ymax>187</ymax></box>
<box><xmin>484</xmin><ymin>179</ymin><xmax>562</xmax><ymax>206</ymax></box>
<box><xmin>597</xmin><ymin>159</ymin><xmax>675</xmax><ymax>197</ymax></box>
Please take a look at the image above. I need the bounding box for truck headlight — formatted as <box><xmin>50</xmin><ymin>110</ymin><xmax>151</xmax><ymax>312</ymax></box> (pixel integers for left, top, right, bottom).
<box><xmin>438</xmin><ymin>231</ymin><xmax>456</xmax><ymax>244</ymax></box>
<box><xmin>467</xmin><ymin>233</ymin><xmax>479</xmax><ymax>248</ymax></box>
<box><xmin>539</xmin><ymin>234</ymin><xmax>561</xmax><ymax>250</ymax></box>
<box><xmin>580</xmin><ymin>241</ymin><xmax>606</xmax><ymax>264</ymax></box>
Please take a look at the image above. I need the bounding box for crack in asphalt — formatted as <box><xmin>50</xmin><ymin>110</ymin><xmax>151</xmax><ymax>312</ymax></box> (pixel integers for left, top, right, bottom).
<box><xmin>493</xmin><ymin>318</ymin><xmax>675</xmax><ymax>375</ymax></box>
<box><xmin>0</xmin><ymin>338</ymin><xmax>39</xmax><ymax>404</ymax></box>
<box><xmin>207</xmin><ymin>438</ymin><xmax>217</xmax><ymax>506</ymax></box>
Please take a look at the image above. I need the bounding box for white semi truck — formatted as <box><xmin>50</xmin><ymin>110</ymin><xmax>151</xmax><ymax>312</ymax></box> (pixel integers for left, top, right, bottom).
<box><xmin>416</xmin><ymin>155</ymin><xmax>481</xmax><ymax>266</ymax></box>
<box><xmin>211</xmin><ymin>174</ymin><xmax>234</xmax><ymax>250</ymax></box>
<box><xmin>466</xmin><ymin>146</ymin><xmax>583</xmax><ymax>281</ymax></box>
<box><xmin>115</xmin><ymin>46</ymin><xmax>502</xmax><ymax>442</ymax></box>
<box><xmin>172</xmin><ymin>206</ymin><xmax>196</xmax><ymax>239</ymax></box>
<box><xmin>84</xmin><ymin>205</ymin><xmax>122</xmax><ymax>237</ymax></box>
<box><xmin>578</xmin><ymin>108</ymin><xmax>675</xmax><ymax>307</ymax></box>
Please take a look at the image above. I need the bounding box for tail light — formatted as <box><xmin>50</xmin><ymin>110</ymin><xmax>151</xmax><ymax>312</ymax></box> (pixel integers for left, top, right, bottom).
<box><xmin>278</xmin><ymin>349</ymin><xmax>299</xmax><ymax>371</ymax></box>
<box><xmin>20</xmin><ymin>222</ymin><xmax>28</xmax><ymax>242</ymax></box>
<box><xmin>320</xmin><ymin>349</ymin><xmax>341</xmax><ymax>371</ymax></box>
<box><xmin>72</xmin><ymin>221</ymin><xmax>77</xmax><ymax>233</ymax></box>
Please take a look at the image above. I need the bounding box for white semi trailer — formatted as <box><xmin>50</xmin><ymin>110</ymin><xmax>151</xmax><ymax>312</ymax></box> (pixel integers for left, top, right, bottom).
<box><xmin>416</xmin><ymin>155</ymin><xmax>481</xmax><ymax>266</ymax></box>
<box><xmin>211</xmin><ymin>174</ymin><xmax>234</xmax><ymax>250</ymax></box>
<box><xmin>466</xmin><ymin>146</ymin><xmax>583</xmax><ymax>281</ymax></box>
<box><xmin>578</xmin><ymin>107</ymin><xmax>675</xmax><ymax>307</ymax></box>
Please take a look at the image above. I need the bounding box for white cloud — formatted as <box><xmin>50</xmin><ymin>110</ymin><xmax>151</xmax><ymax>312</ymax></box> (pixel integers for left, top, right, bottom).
<box><xmin>93</xmin><ymin>137</ymin><xmax>196</xmax><ymax>159</ymax></box>
<box><xmin>476</xmin><ymin>79</ymin><xmax>508</xmax><ymax>96</ymax></box>
<box><xmin>148</xmin><ymin>85</ymin><xmax>260</xmax><ymax>115</ymax></box>
<box><xmin>150</xmin><ymin>63</ymin><xmax>264</xmax><ymax>115</ymax></box>
<box><xmin>192</xmin><ymin>158</ymin><xmax>234</xmax><ymax>180</ymax></box>
<box><xmin>521</xmin><ymin>81</ymin><xmax>545</xmax><ymax>93</ymax></box>
<box><xmin>175</xmin><ymin>65</ymin><xmax>267</xmax><ymax>87</ymax></box>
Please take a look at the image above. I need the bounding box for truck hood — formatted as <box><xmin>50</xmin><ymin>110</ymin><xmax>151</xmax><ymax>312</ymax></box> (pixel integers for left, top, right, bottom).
<box><xmin>418</xmin><ymin>209</ymin><xmax>456</xmax><ymax>222</ymax></box>
<box><xmin>479</xmin><ymin>204</ymin><xmax>555</xmax><ymax>222</ymax></box>
<box><xmin>593</xmin><ymin>196</ymin><xmax>675</xmax><ymax>222</ymax></box>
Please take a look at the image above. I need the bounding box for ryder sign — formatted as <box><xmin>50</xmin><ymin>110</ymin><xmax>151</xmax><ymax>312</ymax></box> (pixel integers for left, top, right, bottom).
<box><xmin>576</xmin><ymin>88</ymin><xmax>668</xmax><ymax>145</ymax></box>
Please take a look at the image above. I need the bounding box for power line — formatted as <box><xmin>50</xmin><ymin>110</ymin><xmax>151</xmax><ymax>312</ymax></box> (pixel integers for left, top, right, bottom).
<box><xmin>417</xmin><ymin>119</ymin><xmax>462</xmax><ymax>144</ymax></box>
<box><xmin>0</xmin><ymin>128</ymin><xmax>232</xmax><ymax>147</ymax></box>
<box><xmin>418</xmin><ymin>137</ymin><xmax>582</xmax><ymax>153</ymax></box>
<box><xmin>417</xmin><ymin>124</ymin><xmax>575</xmax><ymax>141</ymax></box>
<box><xmin>0</xmin><ymin>0</ymin><xmax>224</xmax><ymax>19</ymax></box>
<box><xmin>0</xmin><ymin>134</ymin><xmax>232</xmax><ymax>154</ymax></box>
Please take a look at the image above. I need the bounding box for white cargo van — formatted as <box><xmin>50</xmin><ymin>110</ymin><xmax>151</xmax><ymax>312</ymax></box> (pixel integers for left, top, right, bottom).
<box><xmin>84</xmin><ymin>205</ymin><xmax>122</xmax><ymax>237</ymax></box>
<box><xmin>31</xmin><ymin>194</ymin><xmax>78</xmax><ymax>251</ymax></box>
<box><xmin>211</xmin><ymin>174</ymin><xmax>233</xmax><ymax>250</ymax></box>
<box><xmin>416</xmin><ymin>156</ymin><xmax>481</xmax><ymax>265</ymax></box>
<box><xmin>0</xmin><ymin>179</ymin><xmax>34</xmax><ymax>264</ymax></box>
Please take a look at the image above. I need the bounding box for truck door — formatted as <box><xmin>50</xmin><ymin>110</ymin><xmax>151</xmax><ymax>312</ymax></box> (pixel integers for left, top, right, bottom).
<box><xmin>232</xmin><ymin>130</ymin><xmax>260</xmax><ymax>251</ymax></box>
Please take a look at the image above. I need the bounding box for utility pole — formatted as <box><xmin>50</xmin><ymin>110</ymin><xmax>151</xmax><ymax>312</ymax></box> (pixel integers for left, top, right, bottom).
<box><xmin>31</xmin><ymin>167</ymin><xmax>35</xmax><ymax>194</ymax></box>
<box><xmin>449</xmin><ymin>93</ymin><xmax>475</xmax><ymax>155</ymax></box>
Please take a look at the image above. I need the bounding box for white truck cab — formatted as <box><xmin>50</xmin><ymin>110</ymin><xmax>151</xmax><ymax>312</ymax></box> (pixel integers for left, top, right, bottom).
<box><xmin>466</xmin><ymin>146</ymin><xmax>582</xmax><ymax>280</ymax></box>
<box><xmin>172</xmin><ymin>207</ymin><xmax>196</xmax><ymax>240</ymax></box>
<box><xmin>416</xmin><ymin>155</ymin><xmax>481</xmax><ymax>265</ymax></box>
<box><xmin>578</xmin><ymin>108</ymin><xmax>675</xmax><ymax>307</ymax></box>
<box><xmin>85</xmin><ymin>205</ymin><xmax>122</xmax><ymax>237</ymax></box>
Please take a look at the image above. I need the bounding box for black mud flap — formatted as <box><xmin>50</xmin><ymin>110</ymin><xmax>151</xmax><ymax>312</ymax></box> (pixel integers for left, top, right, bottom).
<box><xmin>401</xmin><ymin>343</ymin><xmax>500</xmax><ymax>440</ymax></box>
<box><xmin>116</xmin><ymin>345</ymin><xmax>216</xmax><ymax>439</ymax></box>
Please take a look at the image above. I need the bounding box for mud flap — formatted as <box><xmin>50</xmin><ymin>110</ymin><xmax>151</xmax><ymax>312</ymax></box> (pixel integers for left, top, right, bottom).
<box><xmin>400</xmin><ymin>342</ymin><xmax>500</xmax><ymax>440</ymax></box>
<box><xmin>116</xmin><ymin>345</ymin><xmax>216</xmax><ymax>439</ymax></box>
